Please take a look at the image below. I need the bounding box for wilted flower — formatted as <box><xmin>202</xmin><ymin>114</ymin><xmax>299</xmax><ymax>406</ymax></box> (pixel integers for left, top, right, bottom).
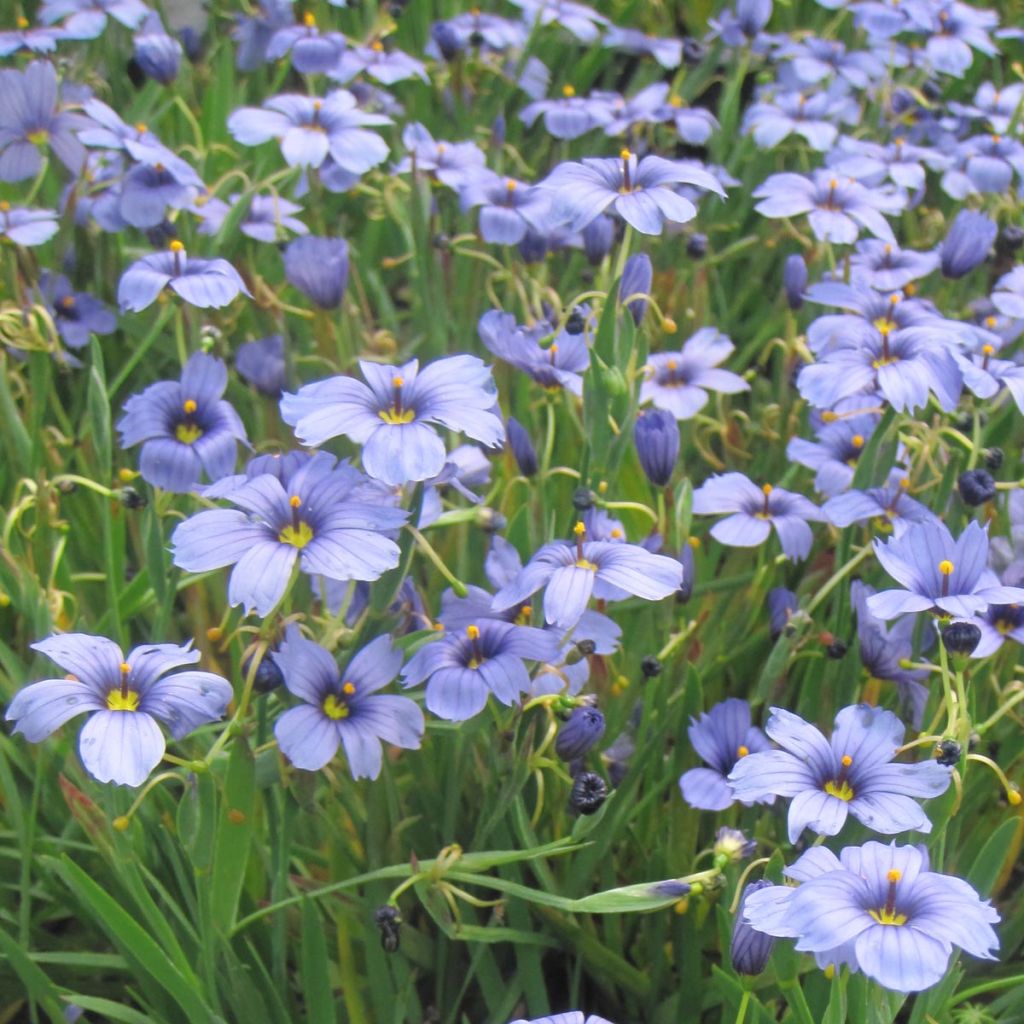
<box><xmin>117</xmin><ymin>351</ymin><xmax>249</xmax><ymax>493</ymax></box>
<box><xmin>869</xmin><ymin>519</ymin><xmax>1024</xmax><ymax>620</ymax></box>
<box><xmin>679</xmin><ymin>698</ymin><xmax>772</xmax><ymax>811</ymax></box>
<box><xmin>6</xmin><ymin>634</ymin><xmax>232</xmax><ymax>787</ymax></box>
<box><xmin>507</xmin><ymin>417</ymin><xmax>539</xmax><ymax>477</ymax></box>
<box><xmin>283</xmin><ymin>236</ymin><xmax>349</xmax><ymax>309</ymax></box>
<box><xmin>692</xmin><ymin>473</ymin><xmax>821</xmax><ymax>561</ymax></box>
<box><xmin>729</xmin><ymin>705</ymin><xmax>952</xmax><ymax>841</ymax></box>
<box><xmin>273</xmin><ymin>627</ymin><xmax>423</xmax><ymax>778</ymax></box>
<box><xmin>282</xmin><ymin>356</ymin><xmax>504</xmax><ymax>487</ymax></box>
<box><xmin>118</xmin><ymin>241</ymin><xmax>251</xmax><ymax>312</ymax></box>
<box><xmin>743</xmin><ymin>841</ymin><xmax>999</xmax><ymax>993</ymax></box>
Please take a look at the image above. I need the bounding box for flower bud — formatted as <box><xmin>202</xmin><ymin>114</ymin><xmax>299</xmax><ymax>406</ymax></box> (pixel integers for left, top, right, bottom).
<box><xmin>565</xmin><ymin>638</ymin><xmax>596</xmax><ymax>664</ymax></box>
<box><xmin>641</xmin><ymin>655</ymin><xmax>662</xmax><ymax>678</ymax></box>
<box><xmin>431</xmin><ymin>21</ymin><xmax>462</xmax><ymax>60</ymax></box>
<box><xmin>506</xmin><ymin>417</ymin><xmax>538</xmax><ymax>477</ymax></box>
<box><xmin>373</xmin><ymin>905</ymin><xmax>401</xmax><ymax>952</ymax></box>
<box><xmin>768</xmin><ymin>588</ymin><xmax>798</xmax><ymax>641</ymax></box>
<box><xmin>676</xmin><ymin>541</ymin><xmax>696</xmax><ymax>603</ymax></box>
<box><xmin>686</xmin><ymin>233</ymin><xmax>708</xmax><ymax>259</ymax></box>
<box><xmin>984</xmin><ymin>447</ymin><xmax>1004</xmax><ymax>470</ymax></box>
<box><xmin>941</xmin><ymin>621</ymin><xmax>982</xmax><ymax>656</ymax></box>
<box><xmin>940</xmin><ymin>210</ymin><xmax>997</xmax><ymax>279</ymax></box>
<box><xmin>236</xmin><ymin>334</ymin><xmax>286</xmax><ymax>397</ymax></box>
<box><xmin>783</xmin><ymin>253</ymin><xmax>808</xmax><ymax>310</ymax></box>
<box><xmin>517</xmin><ymin>227</ymin><xmax>548</xmax><ymax>264</ymax></box>
<box><xmin>826</xmin><ymin>639</ymin><xmax>847</xmax><ymax>659</ymax></box>
<box><xmin>731</xmin><ymin>880</ymin><xmax>776</xmax><ymax>976</ymax></box>
<box><xmin>284</xmin><ymin>236</ymin><xmax>349</xmax><ymax>309</ymax></box>
<box><xmin>243</xmin><ymin>650</ymin><xmax>284</xmax><ymax>694</ymax></box>
<box><xmin>133</xmin><ymin>18</ymin><xmax>183</xmax><ymax>85</ymax></box>
<box><xmin>634</xmin><ymin>408</ymin><xmax>679</xmax><ymax>487</ymax></box>
<box><xmin>556</xmin><ymin>707</ymin><xmax>607</xmax><ymax>761</ymax></box>
<box><xmin>996</xmin><ymin>225</ymin><xmax>1024</xmax><ymax>257</ymax></box>
<box><xmin>565</xmin><ymin>306</ymin><xmax>587</xmax><ymax>335</ymax></box>
<box><xmin>582</xmin><ymin>214</ymin><xmax>615</xmax><ymax>266</ymax></box>
<box><xmin>958</xmin><ymin>469</ymin><xmax>996</xmax><ymax>506</ymax></box>
<box><xmin>572</xmin><ymin>486</ymin><xmax>595</xmax><ymax>511</ymax></box>
<box><xmin>619</xmin><ymin>253</ymin><xmax>652</xmax><ymax>326</ymax></box>
<box><xmin>569</xmin><ymin>770</ymin><xmax>608</xmax><ymax>814</ymax></box>
<box><xmin>119</xmin><ymin>486</ymin><xmax>147</xmax><ymax>509</ymax></box>
<box><xmin>936</xmin><ymin>739</ymin><xmax>961</xmax><ymax>766</ymax></box>
<box><xmin>682</xmin><ymin>37</ymin><xmax>705</xmax><ymax>65</ymax></box>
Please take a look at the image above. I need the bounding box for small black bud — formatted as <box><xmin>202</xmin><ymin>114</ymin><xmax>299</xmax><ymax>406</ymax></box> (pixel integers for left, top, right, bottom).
<box><xmin>641</xmin><ymin>655</ymin><xmax>663</xmax><ymax>678</ymax></box>
<box><xmin>120</xmin><ymin>486</ymin><xmax>148</xmax><ymax>509</ymax></box>
<box><xmin>565</xmin><ymin>307</ymin><xmax>586</xmax><ymax>335</ymax></box>
<box><xmin>826</xmin><ymin>639</ymin><xmax>848</xmax><ymax>660</ymax></box>
<box><xmin>997</xmin><ymin>225</ymin><xmax>1024</xmax><ymax>256</ymax></box>
<box><xmin>681</xmin><ymin>37</ymin><xmax>705</xmax><ymax>65</ymax></box>
<box><xmin>686</xmin><ymin>233</ymin><xmax>708</xmax><ymax>259</ymax></box>
<box><xmin>936</xmin><ymin>739</ymin><xmax>961</xmax><ymax>766</ymax></box>
<box><xmin>469</xmin><ymin>30</ymin><xmax>484</xmax><ymax>46</ymax></box>
<box><xmin>984</xmin><ymin>447</ymin><xmax>1004</xmax><ymax>470</ymax></box>
<box><xmin>243</xmin><ymin>651</ymin><xmax>284</xmax><ymax>694</ymax></box>
<box><xmin>569</xmin><ymin>771</ymin><xmax>607</xmax><ymax>814</ymax></box>
<box><xmin>572</xmin><ymin>487</ymin><xmax>595</xmax><ymax>511</ymax></box>
<box><xmin>574</xmin><ymin>638</ymin><xmax>596</xmax><ymax>658</ymax></box>
<box><xmin>958</xmin><ymin>469</ymin><xmax>996</xmax><ymax>506</ymax></box>
<box><xmin>941</xmin><ymin>620</ymin><xmax>982</xmax><ymax>656</ymax></box>
<box><xmin>373</xmin><ymin>905</ymin><xmax>401</xmax><ymax>953</ymax></box>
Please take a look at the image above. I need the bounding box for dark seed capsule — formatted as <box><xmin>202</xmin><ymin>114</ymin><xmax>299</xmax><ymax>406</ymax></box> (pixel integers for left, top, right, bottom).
<box><xmin>941</xmin><ymin>621</ymin><xmax>982</xmax><ymax>656</ymax></box>
<box><xmin>243</xmin><ymin>652</ymin><xmax>284</xmax><ymax>694</ymax></box>
<box><xmin>565</xmin><ymin>307</ymin><xmax>586</xmax><ymax>335</ymax></box>
<box><xmin>120</xmin><ymin>486</ymin><xmax>148</xmax><ymax>509</ymax></box>
<box><xmin>641</xmin><ymin>655</ymin><xmax>663</xmax><ymax>678</ymax></box>
<box><xmin>958</xmin><ymin>469</ymin><xmax>996</xmax><ymax>506</ymax></box>
<box><xmin>921</xmin><ymin>79</ymin><xmax>943</xmax><ymax>101</ymax></box>
<box><xmin>374</xmin><ymin>905</ymin><xmax>401</xmax><ymax>953</ymax></box>
<box><xmin>936</xmin><ymin>739</ymin><xmax>961</xmax><ymax>766</ymax></box>
<box><xmin>984</xmin><ymin>447</ymin><xmax>1004</xmax><ymax>470</ymax></box>
<box><xmin>686</xmin><ymin>233</ymin><xmax>708</xmax><ymax>259</ymax></box>
<box><xmin>997</xmin><ymin>225</ymin><xmax>1024</xmax><ymax>256</ymax></box>
<box><xmin>826</xmin><ymin>640</ymin><xmax>847</xmax><ymax>660</ymax></box>
<box><xmin>572</xmin><ymin>487</ymin><xmax>595</xmax><ymax>511</ymax></box>
<box><xmin>569</xmin><ymin>771</ymin><xmax>607</xmax><ymax>814</ymax></box>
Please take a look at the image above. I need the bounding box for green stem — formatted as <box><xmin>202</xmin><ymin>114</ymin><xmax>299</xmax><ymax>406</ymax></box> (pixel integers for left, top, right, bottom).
<box><xmin>408</xmin><ymin>525</ymin><xmax>468</xmax><ymax>597</ymax></box>
<box><xmin>951</xmin><ymin>973</ymin><xmax>1024</xmax><ymax>1005</ymax></box>
<box><xmin>734</xmin><ymin>989</ymin><xmax>751</xmax><ymax>1024</ymax></box>
<box><xmin>806</xmin><ymin>545</ymin><xmax>872</xmax><ymax>615</ymax></box>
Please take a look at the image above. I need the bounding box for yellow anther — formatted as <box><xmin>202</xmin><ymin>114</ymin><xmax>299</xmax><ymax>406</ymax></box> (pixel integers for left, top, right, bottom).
<box><xmin>687</xmin><ymin>536</ymin><xmax>701</xmax><ymax>549</ymax></box>
<box><xmin>884</xmin><ymin>243</ymin><xmax>893</xmax><ymax>254</ymax></box>
<box><xmin>737</xmin><ymin>745</ymin><xmax>749</xmax><ymax>758</ymax></box>
<box><xmin>303</xmin><ymin>11</ymin><xmax>316</xmax><ymax>26</ymax></box>
<box><xmin>887</xmin><ymin>868</ymin><xmax>902</xmax><ymax>883</ymax></box>
<box><xmin>550</xmin><ymin>343</ymin><xmax>559</xmax><ymax>355</ymax></box>
<box><xmin>821</xmin><ymin>410</ymin><xmax>838</xmax><ymax>422</ymax></box>
<box><xmin>992</xmin><ymin>134</ymin><xmax>1002</xmax><ymax>144</ymax></box>
<box><xmin>899</xmin><ymin>476</ymin><xmax>910</xmax><ymax>489</ymax></box>
<box><xmin>889</xmin><ymin>292</ymin><xmax>901</xmax><ymax>304</ymax></box>
<box><xmin>170</xmin><ymin>240</ymin><xmax>184</xmax><ymax>252</ymax></box>
<box><xmin>120</xmin><ymin>662</ymin><xmax>131</xmax><ymax>675</ymax></box>
<box><xmin>371</xmin><ymin>39</ymin><xmax>384</xmax><ymax>51</ymax></box>
<box><xmin>0</xmin><ymin>200</ymin><xmax>10</xmax><ymax>211</ymax></box>
<box><xmin>828</xmin><ymin>177</ymin><xmax>839</xmax><ymax>190</ymax></box>
<box><xmin>183</xmin><ymin>399</ymin><xmax>197</xmax><ymax>414</ymax></box>
<box><xmin>562</xmin><ymin>84</ymin><xmax>576</xmax><ymax>97</ymax></box>
<box><xmin>985</xmin><ymin>315</ymin><xmax>997</xmax><ymax>328</ymax></box>
<box><xmin>289</xmin><ymin>495</ymin><xmax>301</xmax><ymax>508</ymax></box>
<box><xmin>620</xmin><ymin>148</ymin><xmax>632</xmax><ymax>161</ymax></box>
<box><xmin>841</xmin><ymin>754</ymin><xmax>853</xmax><ymax>767</ymax></box>
<box><xmin>573</xmin><ymin>521</ymin><xmax>586</xmax><ymax>536</ymax></box>
<box><xmin>982</xmin><ymin>344</ymin><xmax>995</xmax><ymax>356</ymax></box>
<box><xmin>852</xmin><ymin>434</ymin><xmax>864</xmax><ymax>448</ymax></box>
<box><xmin>206</xmin><ymin>627</ymin><xmax>223</xmax><ymax>642</ymax></box>
<box><xmin>521</xmin><ymin>605</ymin><xmax>532</xmax><ymax>616</ymax></box>
<box><xmin>392</xmin><ymin>375</ymin><xmax>404</xmax><ymax>387</ymax></box>
<box><xmin>135</xmin><ymin>122</ymin><xmax>147</xmax><ymax>133</ymax></box>
<box><xmin>670</xmin><ymin>96</ymin><xmax>683</xmax><ymax>108</ymax></box>
<box><xmin>762</xmin><ymin>483</ymin><xmax>773</xmax><ymax>496</ymax></box>
<box><xmin>467</xmin><ymin>624</ymin><xmax>481</xmax><ymax>640</ymax></box>
<box><xmin>610</xmin><ymin>527</ymin><xmax>623</xmax><ymax>539</ymax></box>
<box><xmin>312</xmin><ymin>98</ymin><xmax>323</xmax><ymax>110</ymax></box>
<box><xmin>17</xmin><ymin>15</ymin><xmax>29</xmax><ymax>27</ymax></box>
<box><xmin>666</xmin><ymin>357</ymin><xmax>678</xmax><ymax>370</ymax></box>
<box><xmin>506</xmin><ymin>179</ymin><xmax>517</xmax><ymax>191</ymax></box>
<box><xmin>939</xmin><ymin>559</ymin><xmax>954</xmax><ymax>576</ymax></box>
<box><xmin>342</xmin><ymin>681</ymin><xmax>356</xmax><ymax>695</ymax></box>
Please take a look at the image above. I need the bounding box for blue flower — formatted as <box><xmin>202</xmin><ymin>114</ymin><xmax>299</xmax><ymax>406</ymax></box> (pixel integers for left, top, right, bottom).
<box><xmin>273</xmin><ymin>627</ymin><xmax>423</xmax><ymax>778</ymax></box>
<box><xmin>6</xmin><ymin>633</ymin><xmax>232</xmax><ymax>787</ymax></box>
<box><xmin>827</xmin><ymin>135</ymin><xmax>949</xmax><ymax>192</ymax></box>
<box><xmin>0</xmin><ymin>202</ymin><xmax>57</xmax><ymax>245</ymax></box>
<box><xmin>509</xmin><ymin>0</ymin><xmax>610</xmax><ymax>43</ymax></box>
<box><xmin>0</xmin><ymin>18</ymin><xmax>62</xmax><ymax>56</ymax></box>
<box><xmin>633</xmin><ymin>409</ymin><xmax>679</xmax><ymax>488</ymax></box>
<box><xmin>266</xmin><ymin>12</ymin><xmax>345</xmax><ymax>74</ymax></box>
<box><xmin>119</xmin><ymin>160</ymin><xmax>203</xmax><ymax>230</ymax></box>
<box><xmin>520</xmin><ymin>86</ymin><xmax>613</xmax><ymax>140</ymax></box>
<box><xmin>283</xmin><ymin>236</ymin><xmax>349</xmax><ymax>309</ymax></box>
<box><xmin>401</xmin><ymin>619</ymin><xmax>561</xmax><ymax>721</ymax></box>
<box><xmin>692</xmin><ymin>473</ymin><xmax>821</xmax><ymax>561</ymax></box>
<box><xmin>679</xmin><ymin>698</ymin><xmax>772</xmax><ymax>811</ymax></box>
<box><xmin>236</xmin><ymin>335</ymin><xmax>286</xmax><ymax>397</ymax></box>
<box><xmin>906</xmin><ymin>0</ymin><xmax>998</xmax><ymax>77</ymax></box>
<box><xmin>869</xmin><ymin>519</ymin><xmax>1024</xmax><ymax>620</ymax></box>
<box><xmin>0</xmin><ymin>60</ymin><xmax>88</xmax><ymax>182</ymax></box>
<box><xmin>37</xmin><ymin>272</ymin><xmax>117</xmax><ymax>350</ymax></box>
<box><xmin>281</xmin><ymin>356</ymin><xmax>505</xmax><ymax>487</ymax></box>
<box><xmin>490</xmin><ymin>521</ymin><xmax>683</xmax><ymax>629</ymax></box>
<box><xmin>195</xmin><ymin>192</ymin><xmax>308</xmax><ymax>243</ymax></box>
<box><xmin>231</xmin><ymin>0</ymin><xmax>293</xmax><ymax>71</ymax></box>
<box><xmin>331</xmin><ymin>41</ymin><xmax>428</xmax><ymax>85</ymax></box>
<box><xmin>459</xmin><ymin>172</ymin><xmax>553</xmax><ymax>246</ymax></box>
<box><xmin>743</xmin><ymin>85</ymin><xmax>852</xmax><ymax>152</ymax></box>
<box><xmin>478</xmin><ymin>310</ymin><xmax>589</xmax><ymax>394</ymax></box>
<box><xmin>227</xmin><ymin>90</ymin><xmax>390</xmax><ymax>174</ymax></box>
<box><xmin>393</xmin><ymin>123</ymin><xmax>486</xmax><ymax>190</ymax></box>
<box><xmin>117</xmin><ymin>352</ymin><xmax>249</xmax><ymax>493</ymax></box>
<box><xmin>640</xmin><ymin>328</ymin><xmax>748</xmax><ymax>419</ymax></box>
<box><xmin>601</xmin><ymin>26</ymin><xmax>682</xmax><ymax>68</ymax></box>
<box><xmin>848</xmin><ymin>239</ymin><xmax>939</xmax><ymax>291</ymax></box>
<box><xmin>132</xmin><ymin>14</ymin><xmax>183</xmax><ymax>84</ymax></box>
<box><xmin>543</xmin><ymin>149</ymin><xmax>725</xmax><ymax>235</ymax></box>
<box><xmin>729</xmin><ymin>705</ymin><xmax>952</xmax><ymax>841</ymax></box>
<box><xmin>940</xmin><ymin>209</ymin><xmax>997</xmax><ymax>278</ymax></box>
<box><xmin>743</xmin><ymin>841</ymin><xmax>999</xmax><ymax>993</ymax></box>
<box><xmin>823</xmin><ymin>474</ymin><xmax>935</xmax><ymax>536</ymax></box>
<box><xmin>118</xmin><ymin>241</ymin><xmax>251</xmax><ymax>312</ymax></box>
<box><xmin>171</xmin><ymin>457</ymin><xmax>406</xmax><ymax>616</ymax></box>
<box><xmin>39</xmin><ymin>0</ymin><xmax>148</xmax><ymax>39</ymax></box>
<box><xmin>786</xmin><ymin>413</ymin><xmax>879</xmax><ymax>497</ymax></box>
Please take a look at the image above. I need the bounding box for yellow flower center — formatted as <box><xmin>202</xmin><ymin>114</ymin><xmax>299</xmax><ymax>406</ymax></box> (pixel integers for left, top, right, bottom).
<box><xmin>575</xmin><ymin>559</ymin><xmax>598</xmax><ymax>571</ymax></box>
<box><xmin>323</xmin><ymin>693</ymin><xmax>349</xmax><ymax>719</ymax></box>
<box><xmin>28</xmin><ymin>129</ymin><xmax>49</xmax><ymax>145</ymax></box>
<box><xmin>869</xmin><ymin>907</ymin><xmax>908</xmax><ymax>926</ymax></box>
<box><xmin>279</xmin><ymin>521</ymin><xmax>314</xmax><ymax>548</ymax></box>
<box><xmin>176</xmin><ymin>422</ymin><xmax>203</xmax><ymax>444</ymax></box>
<box><xmin>824</xmin><ymin>754</ymin><xmax>854</xmax><ymax>801</ymax></box>
<box><xmin>107</xmin><ymin>689</ymin><xmax>140</xmax><ymax>712</ymax></box>
<box><xmin>379</xmin><ymin>407</ymin><xmax>415</xmax><ymax>424</ymax></box>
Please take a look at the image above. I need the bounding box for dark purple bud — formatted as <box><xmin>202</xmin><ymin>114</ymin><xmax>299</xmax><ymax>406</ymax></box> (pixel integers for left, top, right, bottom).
<box><xmin>506</xmin><ymin>417</ymin><xmax>538</xmax><ymax>477</ymax></box>
<box><xmin>119</xmin><ymin>486</ymin><xmax>147</xmax><ymax>510</ymax></box>
<box><xmin>634</xmin><ymin>408</ymin><xmax>679</xmax><ymax>487</ymax></box>
<box><xmin>783</xmin><ymin>253</ymin><xmax>808</xmax><ymax>310</ymax></box>
<box><xmin>936</xmin><ymin>738</ymin><xmax>961</xmax><ymax>766</ymax></box>
<box><xmin>431</xmin><ymin>21</ymin><xmax>463</xmax><ymax>60</ymax></box>
<box><xmin>941</xmin><ymin>210</ymin><xmax>997</xmax><ymax>279</ymax></box>
<box><xmin>133</xmin><ymin>22</ymin><xmax>183</xmax><ymax>84</ymax></box>
<box><xmin>566</xmin><ymin>638</ymin><xmax>596</xmax><ymax>663</ymax></box>
<box><xmin>569</xmin><ymin>770</ymin><xmax>608</xmax><ymax>814</ymax></box>
<box><xmin>686</xmin><ymin>233</ymin><xmax>708</xmax><ymax>259</ymax></box>
<box><xmin>768</xmin><ymin>587</ymin><xmax>798</xmax><ymax>641</ymax></box>
<box><xmin>178</xmin><ymin>26</ymin><xmax>204</xmax><ymax>62</ymax></box>
<box><xmin>565</xmin><ymin>306</ymin><xmax>586</xmax><ymax>335</ymax></box>
<box><xmin>555</xmin><ymin>707</ymin><xmax>607</xmax><ymax>761</ymax></box>
<box><xmin>826</xmin><ymin>639</ymin><xmax>847</xmax><ymax>659</ymax></box>
<box><xmin>619</xmin><ymin>253</ymin><xmax>652</xmax><ymax>325</ymax></box>
<box><xmin>284</xmin><ymin>236</ymin><xmax>349</xmax><ymax>309</ymax></box>
<box><xmin>941</xmin><ymin>621</ymin><xmax>982</xmax><ymax>656</ymax></box>
<box><xmin>373</xmin><ymin>905</ymin><xmax>401</xmax><ymax>952</ymax></box>
<box><xmin>236</xmin><ymin>334</ymin><xmax>286</xmax><ymax>397</ymax></box>
<box><xmin>517</xmin><ymin>228</ymin><xmax>548</xmax><ymax>264</ymax></box>
<box><xmin>243</xmin><ymin>650</ymin><xmax>284</xmax><ymax>694</ymax></box>
<box><xmin>890</xmin><ymin>88</ymin><xmax>917</xmax><ymax>115</ymax></box>
<box><xmin>582</xmin><ymin>215</ymin><xmax>615</xmax><ymax>266</ymax></box>
<box><xmin>572</xmin><ymin>486</ymin><xmax>595</xmax><ymax>511</ymax></box>
<box><xmin>996</xmin><ymin>225</ymin><xmax>1024</xmax><ymax>257</ymax></box>
<box><xmin>651</xmin><ymin>879</ymin><xmax>691</xmax><ymax>898</ymax></box>
<box><xmin>984</xmin><ymin>447</ymin><xmax>1003</xmax><ymax>470</ymax></box>
<box><xmin>731</xmin><ymin>880</ymin><xmax>775</xmax><ymax>976</ymax></box>
<box><xmin>958</xmin><ymin>469</ymin><xmax>996</xmax><ymax>506</ymax></box>
<box><xmin>640</xmin><ymin>655</ymin><xmax>662</xmax><ymax>678</ymax></box>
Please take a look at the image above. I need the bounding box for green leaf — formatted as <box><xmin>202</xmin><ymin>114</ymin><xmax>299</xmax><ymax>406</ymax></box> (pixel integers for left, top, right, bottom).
<box><xmin>300</xmin><ymin>899</ymin><xmax>337</xmax><ymax>1024</ymax></box>
<box><xmin>60</xmin><ymin>994</ymin><xmax>167</xmax><ymax>1024</ymax></box>
<box><xmin>966</xmin><ymin>817</ymin><xmax>1020</xmax><ymax>897</ymax></box>
<box><xmin>210</xmin><ymin>737</ymin><xmax>256</xmax><ymax>934</ymax></box>
<box><xmin>51</xmin><ymin>856</ymin><xmax>217</xmax><ymax>1022</ymax></box>
<box><xmin>0</xmin><ymin>923</ymin><xmax>67</xmax><ymax>1023</ymax></box>
<box><xmin>87</xmin><ymin>341</ymin><xmax>112</xmax><ymax>476</ymax></box>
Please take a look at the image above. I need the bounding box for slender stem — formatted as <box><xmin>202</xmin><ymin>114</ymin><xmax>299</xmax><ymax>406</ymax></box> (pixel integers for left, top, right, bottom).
<box><xmin>734</xmin><ymin>989</ymin><xmax>751</xmax><ymax>1024</ymax></box>
<box><xmin>952</xmin><ymin>974</ymin><xmax>1024</xmax><ymax>1006</ymax></box>
<box><xmin>806</xmin><ymin>544</ymin><xmax>872</xmax><ymax>615</ymax></box>
<box><xmin>408</xmin><ymin>525</ymin><xmax>468</xmax><ymax>597</ymax></box>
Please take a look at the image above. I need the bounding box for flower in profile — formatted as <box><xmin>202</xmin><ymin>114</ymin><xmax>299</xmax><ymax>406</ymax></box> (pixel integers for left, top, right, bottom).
<box><xmin>491</xmin><ymin>521</ymin><xmax>683</xmax><ymax>629</ymax></box>
<box><xmin>459</xmin><ymin>172</ymin><xmax>553</xmax><ymax>246</ymax></box>
<box><xmin>768</xmin><ymin>587</ymin><xmax>799</xmax><ymax>640</ymax></box>
<box><xmin>281</xmin><ymin>356</ymin><xmax>505</xmax><ymax>487</ymax></box>
<box><xmin>731</xmin><ymin>880</ymin><xmax>776</xmax><ymax>975</ymax></box>
<box><xmin>711</xmin><ymin>0</ymin><xmax>774</xmax><ymax>48</ymax></box>
<box><xmin>743</xmin><ymin>841</ymin><xmax>999</xmax><ymax>993</ymax></box>
<box><xmin>543</xmin><ymin>149</ymin><xmax>725</xmax><ymax>235</ymax></box>
<box><xmin>118</xmin><ymin>241</ymin><xmax>251</xmax><ymax>312</ymax></box>
<box><xmin>729</xmin><ymin>705</ymin><xmax>952</xmax><ymax>842</ymax></box>
<box><xmin>618</xmin><ymin>253</ymin><xmax>652</xmax><ymax>325</ymax></box>
<box><xmin>520</xmin><ymin>86</ymin><xmax>612</xmax><ymax>140</ymax></box>
<box><xmin>679</xmin><ymin>698</ymin><xmax>772</xmax><ymax>811</ymax></box>
<box><xmin>231</xmin><ymin>0</ymin><xmax>293</xmax><ymax>70</ymax></box>
<box><xmin>331</xmin><ymin>40</ymin><xmax>428</xmax><ymax>86</ymax></box>
<box><xmin>36</xmin><ymin>272</ymin><xmax>117</xmax><ymax>350</ymax></box>
<box><xmin>823</xmin><ymin>474</ymin><xmax>934</xmax><ymax>536</ymax></box>
<box><xmin>0</xmin><ymin>17</ymin><xmax>62</xmax><ymax>56</ymax></box>
<box><xmin>940</xmin><ymin>209</ymin><xmax>996</xmax><ymax>278</ymax></box>
<box><xmin>133</xmin><ymin>14</ymin><xmax>183</xmax><ymax>84</ymax></box>
<box><xmin>119</xmin><ymin>160</ymin><xmax>204</xmax><ymax>230</ymax></box>
<box><xmin>392</xmin><ymin>123</ymin><xmax>486</xmax><ymax>190</ymax></box>
<box><xmin>401</xmin><ymin>620</ymin><xmax>561</xmax><ymax>721</ymax></box>
<box><xmin>640</xmin><ymin>328</ymin><xmax>748</xmax><ymax>419</ymax></box>
<box><xmin>117</xmin><ymin>352</ymin><xmax>249</xmax><ymax>493</ymax></box>
<box><xmin>0</xmin><ymin>60</ymin><xmax>89</xmax><ymax>182</ymax></box>
<box><xmin>171</xmin><ymin>457</ymin><xmax>406</xmax><ymax>616</ymax></box>
<box><xmin>754</xmin><ymin>170</ymin><xmax>901</xmax><ymax>244</ymax></box>
<box><xmin>743</xmin><ymin>87</ymin><xmax>847</xmax><ymax>152</ymax></box>
<box><xmin>601</xmin><ymin>26</ymin><xmax>682</xmax><ymax>68</ymax></box>
<box><xmin>6</xmin><ymin>634</ymin><xmax>233</xmax><ymax>787</ymax></box>
<box><xmin>507</xmin><ymin>417</ymin><xmax>538</xmax><ymax>477</ymax></box>
<box><xmin>283</xmin><ymin>236</ymin><xmax>349</xmax><ymax>309</ymax></box>
<box><xmin>783</xmin><ymin>253</ymin><xmax>808</xmax><ymax>309</ymax></box>
<box><xmin>227</xmin><ymin>90</ymin><xmax>390</xmax><ymax>174</ymax></box>
<box><xmin>851</xmin><ymin>581</ymin><xmax>929</xmax><ymax>727</ymax></box>
<box><xmin>477</xmin><ymin>310</ymin><xmax>589</xmax><ymax>394</ymax></box>
<box><xmin>868</xmin><ymin>519</ymin><xmax>1024</xmax><ymax>620</ymax></box>
<box><xmin>272</xmin><ymin>627</ymin><xmax>423</xmax><ymax>778</ymax></box>
<box><xmin>692</xmin><ymin>473</ymin><xmax>821</xmax><ymax>561</ymax></box>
